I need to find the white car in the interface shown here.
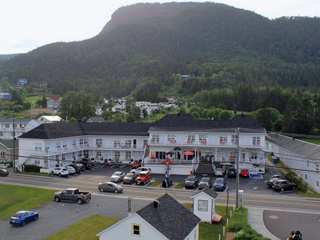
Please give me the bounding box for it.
[130,167,151,175]
[214,168,225,177]
[52,167,69,176]
[66,166,76,175]
[110,171,126,183]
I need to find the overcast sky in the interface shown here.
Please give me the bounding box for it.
[1,0,319,54]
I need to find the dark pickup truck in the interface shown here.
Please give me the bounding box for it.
[54,188,91,204]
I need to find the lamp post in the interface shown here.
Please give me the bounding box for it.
[12,111,16,172]
[235,127,240,208]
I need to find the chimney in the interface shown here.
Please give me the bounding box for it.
[153,200,159,209]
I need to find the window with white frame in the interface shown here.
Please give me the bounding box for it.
[56,142,61,149]
[114,140,120,147]
[219,136,227,144]
[0,151,6,158]
[35,142,42,151]
[242,153,246,161]
[132,224,141,236]
[316,180,319,188]
[96,151,102,157]
[80,139,84,145]
[307,160,310,168]
[229,152,236,161]
[167,134,176,143]
[143,140,148,147]
[198,200,208,211]
[252,137,260,145]
[232,135,238,145]
[96,139,103,147]
[84,139,88,145]
[151,135,160,144]
[126,151,131,160]
[305,174,308,181]
[187,135,195,143]
[72,139,77,146]
[125,140,132,148]
[199,134,207,144]
[35,160,40,165]
[62,141,67,148]
[115,151,120,159]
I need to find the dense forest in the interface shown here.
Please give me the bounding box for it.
[0,2,320,133]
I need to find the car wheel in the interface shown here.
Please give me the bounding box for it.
[293,186,296,190]
[281,187,284,192]
[114,189,118,193]
[51,171,54,175]
[77,199,82,204]
[22,221,26,226]
[59,173,61,177]
[55,196,60,202]
[35,215,39,221]
[143,181,146,185]
[100,188,104,192]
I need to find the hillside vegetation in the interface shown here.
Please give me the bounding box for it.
[0,2,320,100]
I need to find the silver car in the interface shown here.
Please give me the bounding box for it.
[110,171,126,183]
[98,182,123,193]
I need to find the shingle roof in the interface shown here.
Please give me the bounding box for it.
[18,113,264,140]
[192,188,219,199]
[19,122,153,139]
[136,194,200,240]
[266,133,320,162]
[0,119,34,123]
[87,117,106,123]
[149,113,265,133]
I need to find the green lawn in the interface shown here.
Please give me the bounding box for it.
[0,183,56,220]
[148,181,161,187]
[297,138,320,144]
[174,183,185,189]
[45,215,119,240]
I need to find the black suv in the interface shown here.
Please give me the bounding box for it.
[227,168,236,177]
[78,159,93,170]
[273,179,297,191]
[184,175,198,189]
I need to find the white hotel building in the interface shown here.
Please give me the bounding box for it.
[17,113,268,175]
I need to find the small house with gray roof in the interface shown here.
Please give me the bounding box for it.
[96,193,201,240]
[266,133,320,193]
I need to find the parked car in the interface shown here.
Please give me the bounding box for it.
[123,172,137,184]
[131,161,141,169]
[110,171,126,183]
[10,210,39,226]
[213,177,227,191]
[68,164,81,174]
[78,159,93,170]
[66,166,76,175]
[51,167,69,177]
[130,167,151,175]
[184,175,198,189]
[240,168,250,177]
[0,168,9,177]
[198,177,211,190]
[135,171,151,185]
[265,175,284,188]
[54,188,91,204]
[273,179,297,192]
[214,168,225,177]
[227,168,237,178]
[98,182,123,193]
[77,163,85,171]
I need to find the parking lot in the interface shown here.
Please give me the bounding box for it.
[50,162,298,196]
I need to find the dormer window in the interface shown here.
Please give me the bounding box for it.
[132,223,141,236]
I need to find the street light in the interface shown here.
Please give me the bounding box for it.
[12,111,16,172]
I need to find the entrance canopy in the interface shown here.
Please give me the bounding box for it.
[184,151,194,156]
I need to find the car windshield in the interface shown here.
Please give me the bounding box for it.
[201,178,209,183]
[215,179,224,184]
[216,168,222,171]
[139,173,146,177]
[114,172,122,176]
[13,212,25,218]
[126,173,134,177]
[187,176,196,181]
[242,169,248,172]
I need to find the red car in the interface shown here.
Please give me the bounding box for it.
[240,168,250,177]
[131,162,141,169]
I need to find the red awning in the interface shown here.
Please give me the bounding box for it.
[184,151,194,155]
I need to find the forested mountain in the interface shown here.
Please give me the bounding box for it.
[0,2,320,99]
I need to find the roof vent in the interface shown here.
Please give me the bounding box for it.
[153,200,159,209]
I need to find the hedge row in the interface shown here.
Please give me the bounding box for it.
[24,164,41,173]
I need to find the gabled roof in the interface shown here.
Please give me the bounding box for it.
[48,97,61,102]
[266,132,320,162]
[136,193,201,240]
[19,122,152,139]
[87,117,106,123]
[191,188,219,199]
[149,113,265,133]
[0,119,34,123]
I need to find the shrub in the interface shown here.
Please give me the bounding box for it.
[24,164,41,173]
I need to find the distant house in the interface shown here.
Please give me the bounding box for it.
[15,78,28,90]
[181,75,190,78]
[0,93,11,101]
[87,117,106,123]
[39,81,48,89]
[47,97,62,111]
[31,108,54,116]
[37,115,62,124]
[96,193,201,240]
[0,139,19,164]
[0,119,40,140]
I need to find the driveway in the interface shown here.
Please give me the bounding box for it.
[0,194,150,240]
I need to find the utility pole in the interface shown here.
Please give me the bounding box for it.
[236,127,240,208]
[12,112,16,172]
